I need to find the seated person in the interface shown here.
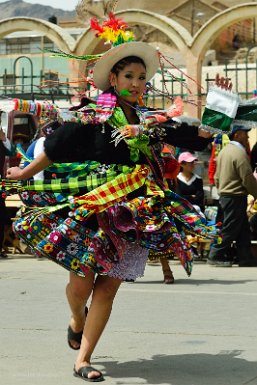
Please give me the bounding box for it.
[12,133,30,152]
[176,151,205,213]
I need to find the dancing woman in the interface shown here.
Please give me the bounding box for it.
[5,15,230,382]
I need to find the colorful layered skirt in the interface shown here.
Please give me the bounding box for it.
[3,164,217,280]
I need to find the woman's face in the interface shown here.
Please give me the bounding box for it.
[234,130,249,149]
[110,62,146,103]
[181,161,196,172]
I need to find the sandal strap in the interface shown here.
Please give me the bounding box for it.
[74,366,104,382]
[67,326,83,343]
[67,306,88,350]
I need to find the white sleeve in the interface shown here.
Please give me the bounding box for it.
[33,137,46,180]
[34,137,46,158]
[2,138,12,151]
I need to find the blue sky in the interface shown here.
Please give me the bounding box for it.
[0,0,79,11]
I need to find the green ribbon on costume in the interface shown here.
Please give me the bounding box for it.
[1,164,133,196]
[108,107,153,162]
[108,106,128,126]
[16,145,101,177]
[127,135,152,162]
[43,48,103,61]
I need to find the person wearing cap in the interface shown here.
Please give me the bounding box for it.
[12,132,30,151]
[207,123,257,267]
[5,14,231,382]
[177,152,205,214]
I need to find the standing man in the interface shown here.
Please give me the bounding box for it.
[207,123,257,267]
[0,124,15,258]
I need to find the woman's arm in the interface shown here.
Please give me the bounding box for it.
[163,123,213,151]
[6,152,52,180]
[162,74,233,150]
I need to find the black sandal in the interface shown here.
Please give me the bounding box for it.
[67,307,88,350]
[73,366,104,382]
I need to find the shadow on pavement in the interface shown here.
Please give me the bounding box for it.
[99,350,257,385]
[134,279,255,286]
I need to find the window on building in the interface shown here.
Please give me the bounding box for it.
[4,36,54,54]
[0,41,6,55]
[44,71,59,82]
[6,39,30,54]
[44,42,55,50]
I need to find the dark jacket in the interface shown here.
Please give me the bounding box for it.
[176,173,205,211]
[44,120,212,165]
[0,141,15,178]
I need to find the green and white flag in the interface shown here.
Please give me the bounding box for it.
[234,97,257,128]
[201,86,241,134]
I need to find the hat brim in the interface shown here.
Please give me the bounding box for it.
[179,156,198,163]
[186,157,198,162]
[93,41,159,91]
[231,122,252,133]
[233,128,251,132]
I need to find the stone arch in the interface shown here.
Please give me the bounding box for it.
[0,17,75,52]
[185,3,257,117]
[74,9,192,55]
[192,3,257,60]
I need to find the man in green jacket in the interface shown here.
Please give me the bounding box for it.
[207,123,257,267]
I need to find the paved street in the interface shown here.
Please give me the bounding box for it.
[1,255,257,385]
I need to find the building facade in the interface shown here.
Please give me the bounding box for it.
[0,1,257,132]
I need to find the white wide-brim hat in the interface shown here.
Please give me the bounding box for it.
[93,41,159,91]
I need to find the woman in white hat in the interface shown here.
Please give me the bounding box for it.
[5,14,228,382]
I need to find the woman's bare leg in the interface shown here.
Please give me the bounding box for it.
[66,271,95,349]
[160,258,174,284]
[75,275,122,379]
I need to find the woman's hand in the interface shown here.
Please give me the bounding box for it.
[0,128,6,142]
[6,167,24,180]
[215,74,233,91]
[198,128,213,138]
[6,152,52,181]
